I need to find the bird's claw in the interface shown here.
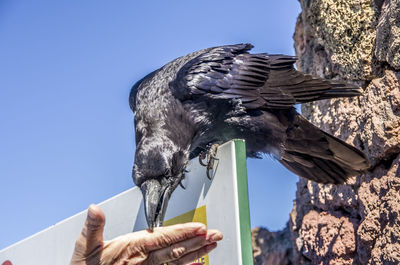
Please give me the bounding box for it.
[179,181,186,189]
[179,173,186,189]
[199,144,219,180]
[199,152,208,166]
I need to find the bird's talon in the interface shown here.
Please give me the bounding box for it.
[206,169,212,180]
[199,152,208,166]
[206,164,214,179]
[179,181,186,189]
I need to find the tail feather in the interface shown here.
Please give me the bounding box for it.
[280,114,370,184]
[280,156,346,183]
[265,55,362,104]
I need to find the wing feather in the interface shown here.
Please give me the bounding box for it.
[170,43,361,109]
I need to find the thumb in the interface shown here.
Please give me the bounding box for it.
[81,204,106,254]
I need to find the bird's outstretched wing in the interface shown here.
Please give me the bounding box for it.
[171,43,360,109]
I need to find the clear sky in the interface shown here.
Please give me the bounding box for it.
[0,0,301,249]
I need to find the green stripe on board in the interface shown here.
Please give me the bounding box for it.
[234,139,253,265]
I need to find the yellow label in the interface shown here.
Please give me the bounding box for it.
[164,205,208,265]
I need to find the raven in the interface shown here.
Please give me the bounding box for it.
[129,44,370,230]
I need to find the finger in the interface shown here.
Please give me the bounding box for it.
[144,230,222,265]
[134,222,207,252]
[204,229,223,242]
[81,204,106,254]
[168,242,218,265]
[145,236,206,264]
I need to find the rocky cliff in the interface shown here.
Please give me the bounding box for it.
[253,0,400,264]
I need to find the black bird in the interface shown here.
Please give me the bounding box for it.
[129,44,370,230]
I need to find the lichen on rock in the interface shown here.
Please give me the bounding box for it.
[297,0,378,80]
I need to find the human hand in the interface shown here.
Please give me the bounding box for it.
[70,204,222,265]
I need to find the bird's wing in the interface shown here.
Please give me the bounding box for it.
[170,43,360,109]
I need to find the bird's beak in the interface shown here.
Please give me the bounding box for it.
[140,178,172,231]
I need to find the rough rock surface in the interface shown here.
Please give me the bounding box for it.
[252,226,295,265]
[252,0,400,264]
[299,210,358,264]
[375,0,400,70]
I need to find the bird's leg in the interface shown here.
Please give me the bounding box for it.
[206,144,219,180]
[199,143,220,180]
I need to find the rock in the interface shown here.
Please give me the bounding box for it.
[252,225,295,265]
[294,0,378,80]
[299,210,358,264]
[375,0,400,70]
[357,155,400,264]
[252,1,400,263]
[285,0,400,264]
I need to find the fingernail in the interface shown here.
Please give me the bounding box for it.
[195,225,207,236]
[212,233,223,241]
[207,232,223,242]
[206,242,217,252]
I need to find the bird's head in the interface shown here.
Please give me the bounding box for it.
[130,69,194,230]
[133,139,188,230]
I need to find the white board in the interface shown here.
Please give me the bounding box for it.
[0,140,253,265]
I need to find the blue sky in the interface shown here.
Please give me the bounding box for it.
[0,0,301,249]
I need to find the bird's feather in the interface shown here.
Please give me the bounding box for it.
[280,114,370,184]
[171,43,361,109]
